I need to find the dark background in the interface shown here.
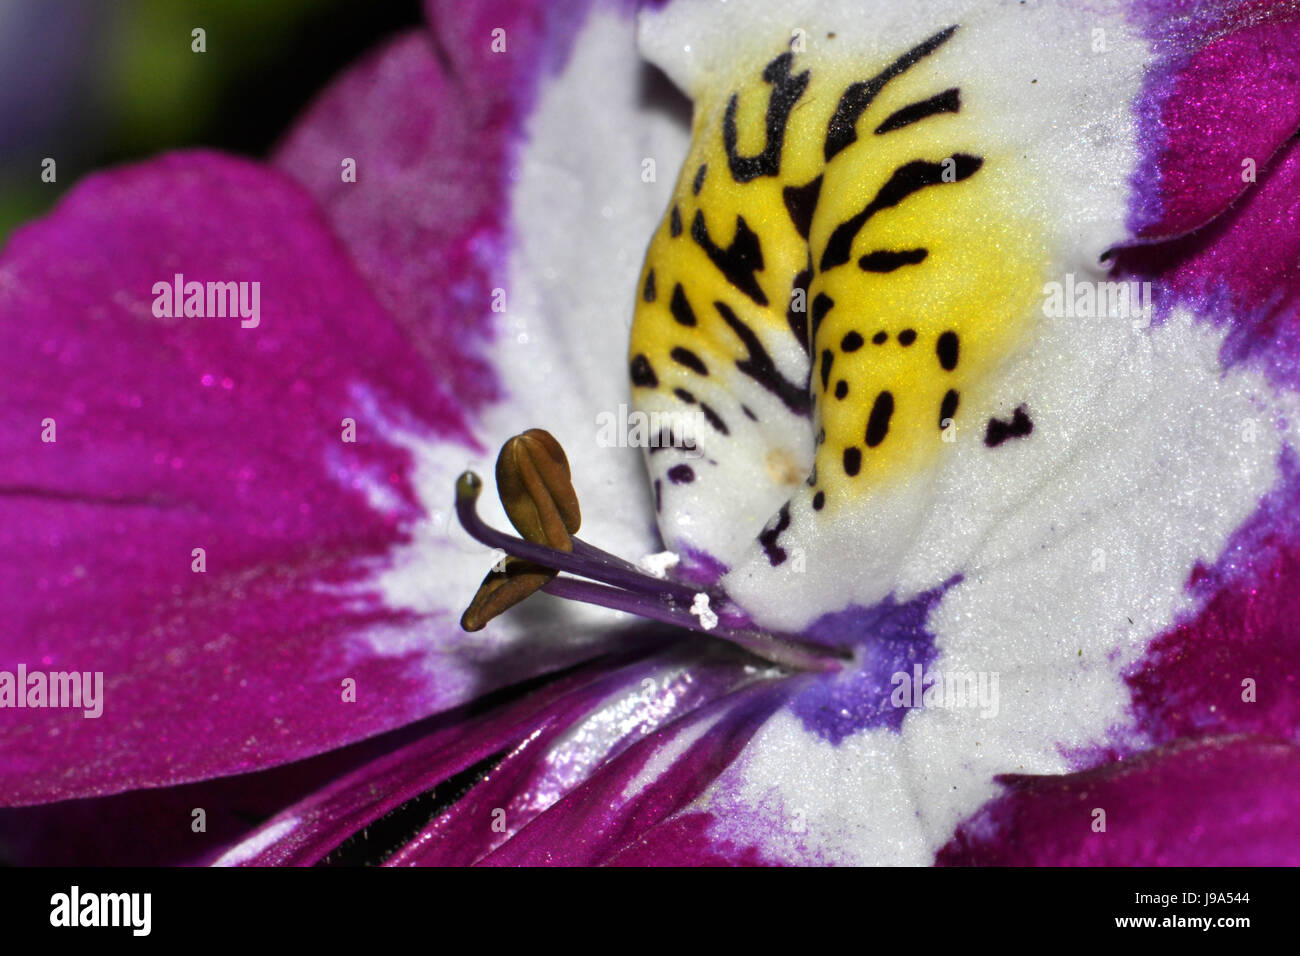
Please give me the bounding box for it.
[0,0,424,239]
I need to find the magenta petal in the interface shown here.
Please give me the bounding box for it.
[1131,3,1300,239]
[0,151,482,805]
[275,1,611,411]
[474,681,793,866]
[210,655,655,866]
[274,31,505,410]
[937,736,1300,865]
[384,648,756,866]
[1118,134,1300,388]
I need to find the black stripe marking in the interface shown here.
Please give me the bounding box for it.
[674,387,696,404]
[631,354,658,388]
[939,388,959,428]
[670,205,683,237]
[985,406,1033,447]
[692,163,708,195]
[782,175,823,241]
[865,391,895,447]
[643,269,657,302]
[937,330,959,370]
[758,502,793,566]
[691,211,769,306]
[700,402,730,435]
[671,346,709,375]
[820,349,834,389]
[669,283,698,326]
[714,300,812,416]
[742,404,758,421]
[820,154,983,271]
[874,88,962,135]
[811,293,835,344]
[843,447,862,476]
[824,25,959,161]
[859,248,929,272]
[724,53,810,183]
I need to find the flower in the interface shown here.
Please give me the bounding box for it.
[1,0,1299,866]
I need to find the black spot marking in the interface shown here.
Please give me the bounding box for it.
[671,346,709,376]
[939,388,959,428]
[872,330,888,345]
[824,26,959,161]
[898,329,917,346]
[692,163,707,195]
[984,406,1033,447]
[700,402,730,435]
[843,447,862,476]
[820,154,983,271]
[859,248,929,272]
[714,301,811,416]
[812,490,826,510]
[834,380,849,400]
[669,283,698,326]
[667,463,696,484]
[937,330,959,370]
[724,53,810,182]
[865,391,894,447]
[806,463,818,486]
[816,427,826,445]
[820,349,834,390]
[643,269,656,303]
[674,387,696,404]
[631,354,658,388]
[841,331,864,353]
[874,88,962,135]
[782,175,823,240]
[811,293,835,344]
[758,502,793,566]
[670,205,683,237]
[787,258,812,353]
[692,211,768,306]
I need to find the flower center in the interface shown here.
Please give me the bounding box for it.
[455,429,849,673]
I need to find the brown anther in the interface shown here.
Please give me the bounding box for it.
[460,557,555,632]
[495,428,581,551]
[461,430,582,631]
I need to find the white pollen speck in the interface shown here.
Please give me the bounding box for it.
[690,592,718,630]
[639,550,680,578]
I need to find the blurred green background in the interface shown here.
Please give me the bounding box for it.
[0,0,423,239]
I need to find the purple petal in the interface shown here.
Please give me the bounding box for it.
[937,736,1300,865]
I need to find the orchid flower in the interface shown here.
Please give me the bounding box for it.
[2,0,1299,867]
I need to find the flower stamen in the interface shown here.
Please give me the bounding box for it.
[455,430,850,673]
